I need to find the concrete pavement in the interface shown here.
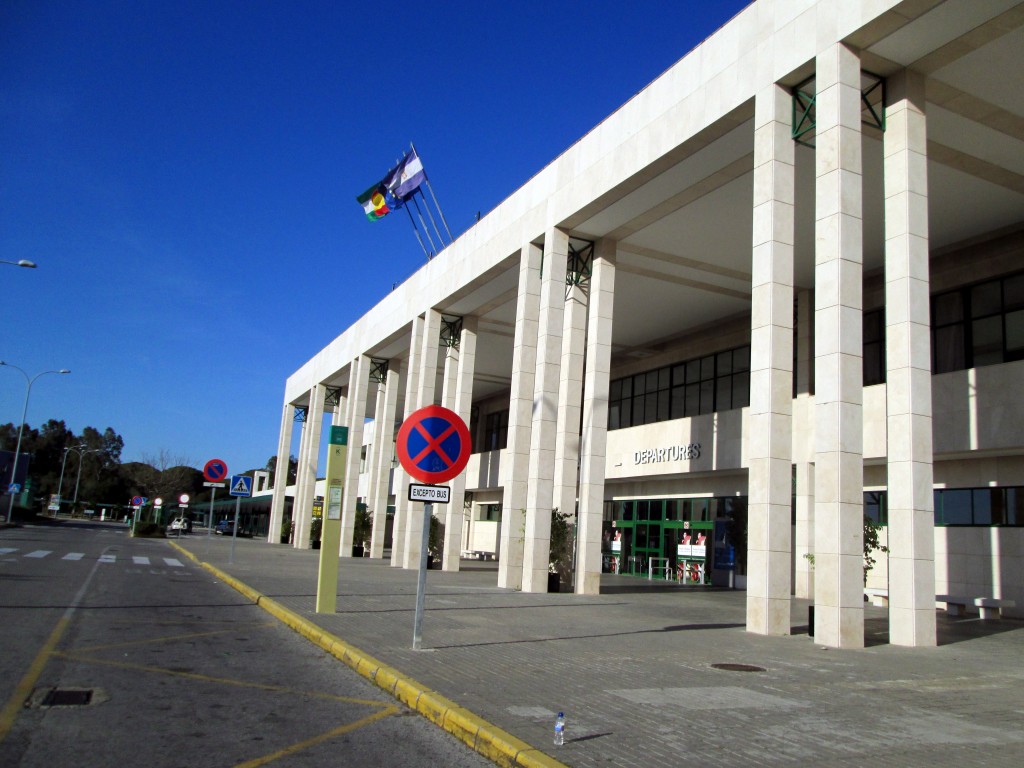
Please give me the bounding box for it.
[170,534,1024,768]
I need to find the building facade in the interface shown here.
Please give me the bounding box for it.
[270,0,1024,650]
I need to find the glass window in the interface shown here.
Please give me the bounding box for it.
[934,325,965,373]
[634,373,646,396]
[864,491,887,525]
[933,292,963,325]
[939,489,973,525]
[971,280,1002,317]
[1006,309,1024,360]
[699,380,714,414]
[733,372,750,409]
[716,376,732,411]
[734,346,750,372]
[972,316,1003,366]
[717,350,733,375]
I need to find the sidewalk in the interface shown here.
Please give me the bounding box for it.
[172,534,1024,768]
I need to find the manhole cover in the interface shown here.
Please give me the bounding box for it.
[711,663,766,673]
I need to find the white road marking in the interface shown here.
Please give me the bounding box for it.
[132,556,150,566]
[25,550,51,558]
[164,558,184,567]
[63,553,85,561]
[98,554,116,564]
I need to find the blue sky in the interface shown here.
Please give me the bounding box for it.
[1,0,749,475]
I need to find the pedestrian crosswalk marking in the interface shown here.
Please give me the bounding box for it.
[0,548,187,568]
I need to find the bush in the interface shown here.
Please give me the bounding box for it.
[131,522,163,538]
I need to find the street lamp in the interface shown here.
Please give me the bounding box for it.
[1,362,70,523]
[71,448,103,511]
[54,444,87,518]
[0,259,37,268]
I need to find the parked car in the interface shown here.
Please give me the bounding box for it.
[168,518,191,533]
[215,519,234,535]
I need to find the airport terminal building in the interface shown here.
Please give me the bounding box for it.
[269,0,1024,649]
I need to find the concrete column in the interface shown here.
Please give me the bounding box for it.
[746,82,795,636]
[884,69,936,647]
[522,227,569,593]
[294,383,325,549]
[268,400,294,544]
[403,308,441,570]
[370,360,401,558]
[551,257,588,571]
[442,317,477,572]
[498,243,542,590]
[813,43,865,649]
[341,356,369,557]
[794,462,815,599]
[576,240,616,595]
[392,317,423,567]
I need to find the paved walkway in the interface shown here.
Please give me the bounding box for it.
[173,534,1024,768]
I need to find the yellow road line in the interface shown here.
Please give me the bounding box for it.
[0,617,69,744]
[233,706,399,768]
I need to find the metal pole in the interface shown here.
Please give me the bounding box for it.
[207,486,217,538]
[410,195,438,256]
[72,451,86,510]
[412,502,431,650]
[416,187,447,249]
[410,142,453,242]
[55,448,71,518]
[404,205,431,260]
[229,495,241,564]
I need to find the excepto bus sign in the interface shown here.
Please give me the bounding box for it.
[408,484,450,504]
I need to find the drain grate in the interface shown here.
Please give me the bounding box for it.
[27,688,99,708]
[711,663,766,673]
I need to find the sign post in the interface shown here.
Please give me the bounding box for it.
[395,405,471,649]
[316,426,348,613]
[228,474,252,564]
[203,459,229,537]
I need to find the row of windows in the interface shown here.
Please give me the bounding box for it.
[859,487,1024,527]
[468,271,1021,445]
[608,346,750,430]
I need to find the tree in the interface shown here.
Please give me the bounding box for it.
[265,454,297,487]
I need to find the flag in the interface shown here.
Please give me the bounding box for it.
[356,183,401,221]
[386,149,426,200]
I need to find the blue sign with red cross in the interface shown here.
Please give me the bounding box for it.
[203,458,229,483]
[396,405,471,485]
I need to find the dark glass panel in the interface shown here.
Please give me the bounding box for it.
[971,280,1002,317]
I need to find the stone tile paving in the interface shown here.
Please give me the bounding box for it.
[186,537,1024,768]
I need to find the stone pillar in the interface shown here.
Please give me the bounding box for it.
[522,228,569,593]
[813,43,865,649]
[295,383,325,550]
[403,309,441,570]
[576,240,616,595]
[442,317,477,572]
[268,401,295,544]
[746,82,795,636]
[498,243,542,590]
[551,253,588,580]
[370,360,401,558]
[392,318,423,567]
[884,69,936,647]
[341,356,369,557]
[793,462,815,599]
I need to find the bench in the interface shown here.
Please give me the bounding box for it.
[864,588,888,607]
[936,594,1016,619]
[461,550,495,561]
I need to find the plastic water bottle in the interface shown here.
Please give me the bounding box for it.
[553,712,565,746]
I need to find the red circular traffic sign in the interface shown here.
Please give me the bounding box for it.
[203,458,229,482]
[396,405,471,485]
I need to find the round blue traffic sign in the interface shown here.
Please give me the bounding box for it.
[203,458,228,483]
[396,405,471,484]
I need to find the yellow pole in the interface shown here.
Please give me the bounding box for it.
[316,425,348,613]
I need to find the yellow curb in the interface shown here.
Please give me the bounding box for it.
[170,542,568,768]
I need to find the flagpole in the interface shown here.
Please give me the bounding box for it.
[411,194,438,257]
[410,142,454,242]
[416,188,447,249]
[404,205,431,260]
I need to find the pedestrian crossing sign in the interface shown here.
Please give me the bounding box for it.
[229,474,253,497]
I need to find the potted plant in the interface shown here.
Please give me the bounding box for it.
[352,504,371,557]
[548,507,573,592]
[310,517,322,549]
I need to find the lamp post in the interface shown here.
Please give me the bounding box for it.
[71,448,103,514]
[1,362,70,523]
[0,259,37,268]
[55,444,87,518]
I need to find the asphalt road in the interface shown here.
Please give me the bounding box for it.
[0,520,494,767]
